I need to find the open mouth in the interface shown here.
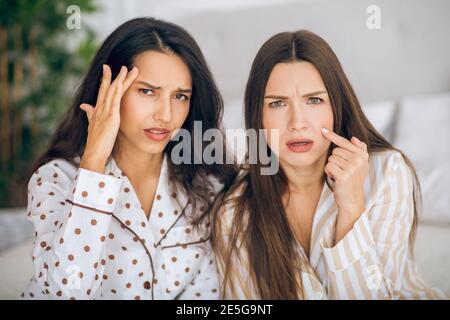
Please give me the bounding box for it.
[286,139,314,153]
[144,128,169,134]
[287,141,311,146]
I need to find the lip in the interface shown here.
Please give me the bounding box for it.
[286,138,314,153]
[143,127,170,142]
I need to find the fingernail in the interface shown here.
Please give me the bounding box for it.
[102,64,106,73]
[321,128,329,134]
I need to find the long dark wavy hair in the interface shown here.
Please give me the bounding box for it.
[31,17,237,221]
[211,30,422,299]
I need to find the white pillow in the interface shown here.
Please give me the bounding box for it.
[362,101,397,142]
[395,92,450,223]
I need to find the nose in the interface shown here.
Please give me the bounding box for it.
[153,95,172,124]
[287,101,309,132]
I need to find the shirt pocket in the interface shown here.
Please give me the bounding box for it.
[159,225,210,295]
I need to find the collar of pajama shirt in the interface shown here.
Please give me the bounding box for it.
[22,154,220,300]
[293,172,373,299]
[104,155,219,299]
[294,179,340,300]
[221,166,373,300]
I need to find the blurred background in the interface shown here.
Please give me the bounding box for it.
[0,0,449,299]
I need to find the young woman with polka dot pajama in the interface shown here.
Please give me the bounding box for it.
[21,17,237,300]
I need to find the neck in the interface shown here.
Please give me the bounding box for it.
[281,154,327,195]
[112,142,164,185]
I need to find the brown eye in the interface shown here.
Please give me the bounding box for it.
[174,93,189,101]
[139,88,154,96]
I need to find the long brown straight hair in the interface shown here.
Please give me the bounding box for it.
[211,30,421,299]
[30,17,238,222]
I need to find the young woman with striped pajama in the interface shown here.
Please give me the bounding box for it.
[211,30,447,300]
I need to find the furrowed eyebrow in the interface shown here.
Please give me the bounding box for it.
[177,88,192,93]
[302,90,327,97]
[264,95,289,100]
[264,90,327,100]
[135,81,161,90]
[136,81,191,93]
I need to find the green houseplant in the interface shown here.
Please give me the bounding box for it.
[0,0,99,207]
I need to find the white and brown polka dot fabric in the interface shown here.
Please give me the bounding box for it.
[21,155,220,300]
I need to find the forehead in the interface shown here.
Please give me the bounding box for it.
[133,50,192,88]
[265,61,325,94]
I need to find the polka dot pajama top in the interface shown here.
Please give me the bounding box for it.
[21,155,220,300]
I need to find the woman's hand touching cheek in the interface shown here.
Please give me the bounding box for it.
[321,127,369,245]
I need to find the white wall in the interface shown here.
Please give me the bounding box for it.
[85,0,450,105]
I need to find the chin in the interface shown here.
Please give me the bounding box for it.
[280,151,320,168]
[138,141,167,155]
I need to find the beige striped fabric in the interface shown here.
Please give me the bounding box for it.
[217,150,447,299]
